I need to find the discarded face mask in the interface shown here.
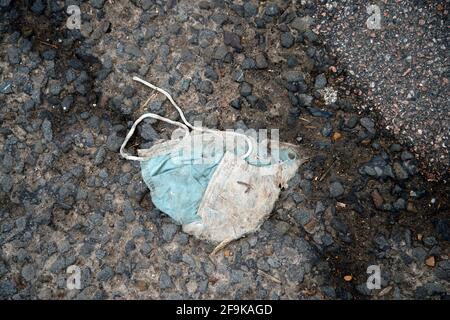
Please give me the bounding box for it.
[121,76,305,244]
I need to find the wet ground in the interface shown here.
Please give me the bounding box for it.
[0,1,448,299]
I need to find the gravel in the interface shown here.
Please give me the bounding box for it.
[239,82,252,97]
[97,266,114,282]
[159,271,173,289]
[199,80,214,95]
[241,57,256,70]
[0,0,447,301]
[280,32,294,48]
[313,0,449,180]
[223,31,242,51]
[161,223,178,242]
[264,3,280,17]
[314,73,327,90]
[329,181,344,198]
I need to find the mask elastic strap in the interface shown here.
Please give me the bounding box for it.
[132,76,253,159]
[120,112,189,161]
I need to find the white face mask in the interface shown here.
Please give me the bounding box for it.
[121,77,305,244]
